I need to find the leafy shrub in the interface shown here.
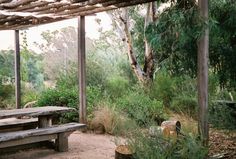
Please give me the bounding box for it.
[209,101,236,130]
[173,75,197,98]
[171,96,198,118]
[0,84,15,109]
[115,90,166,126]
[129,133,207,159]
[0,84,14,99]
[37,84,103,122]
[21,86,39,107]
[37,87,79,122]
[208,73,219,97]
[105,76,129,99]
[150,72,175,107]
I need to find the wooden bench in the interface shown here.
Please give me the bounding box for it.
[0,123,86,152]
[0,118,38,133]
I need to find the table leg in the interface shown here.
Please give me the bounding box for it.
[38,115,52,128]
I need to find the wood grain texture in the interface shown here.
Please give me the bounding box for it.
[0,118,38,127]
[0,106,75,119]
[56,132,70,152]
[0,0,156,30]
[0,118,38,133]
[0,134,57,148]
[0,123,86,142]
[197,0,209,146]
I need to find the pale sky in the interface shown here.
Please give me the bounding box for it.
[0,12,111,51]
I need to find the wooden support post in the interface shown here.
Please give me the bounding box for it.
[38,115,52,128]
[14,30,21,109]
[78,16,87,124]
[56,133,69,152]
[197,0,209,146]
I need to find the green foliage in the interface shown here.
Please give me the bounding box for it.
[209,101,236,130]
[37,87,78,108]
[146,2,202,77]
[37,66,104,122]
[129,133,207,159]
[169,75,198,117]
[37,87,79,122]
[20,48,44,88]
[128,6,145,62]
[105,76,129,99]
[143,0,236,89]
[21,86,39,106]
[115,90,166,126]
[0,84,14,109]
[150,71,175,107]
[209,0,236,89]
[86,59,108,88]
[171,96,197,117]
[0,50,14,82]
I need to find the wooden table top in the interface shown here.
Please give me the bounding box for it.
[0,106,75,119]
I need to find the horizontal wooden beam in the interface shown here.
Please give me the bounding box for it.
[0,0,156,30]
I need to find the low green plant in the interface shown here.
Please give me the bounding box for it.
[129,132,207,159]
[21,87,39,107]
[105,76,129,99]
[115,90,166,126]
[0,84,15,109]
[209,101,236,130]
[37,86,79,122]
[151,71,175,107]
[37,84,103,122]
[171,96,198,118]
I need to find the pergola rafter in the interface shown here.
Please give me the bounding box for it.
[0,0,156,30]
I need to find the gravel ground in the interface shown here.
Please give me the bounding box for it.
[0,131,117,159]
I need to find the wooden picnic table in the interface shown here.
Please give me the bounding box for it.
[0,106,74,119]
[0,106,75,128]
[0,106,85,153]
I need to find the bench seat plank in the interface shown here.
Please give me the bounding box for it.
[0,134,57,149]
[0,118,38,133]
[0,123,86,142]
[0,118,38,128]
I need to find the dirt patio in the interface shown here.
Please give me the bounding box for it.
[0,131,117,159]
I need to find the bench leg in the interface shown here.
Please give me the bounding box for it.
[55,132,70,152]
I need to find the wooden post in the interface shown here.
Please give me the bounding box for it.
[14,30,21,109]
[56,132,69,152]
[78,16,87,124]
[38,115,52,128]
[197,0,209,146]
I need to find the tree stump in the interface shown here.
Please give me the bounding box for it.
[115,145,134,159]
[161,120,181,135]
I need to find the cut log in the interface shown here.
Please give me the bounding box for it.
[115,145,134,159]
[161,120,181,134]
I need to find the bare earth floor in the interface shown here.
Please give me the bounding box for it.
[0,131,116,159]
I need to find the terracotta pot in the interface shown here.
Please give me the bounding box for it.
[115,145,134,159]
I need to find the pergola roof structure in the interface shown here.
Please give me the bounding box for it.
[0,0,156,30]
[0,0,209,144]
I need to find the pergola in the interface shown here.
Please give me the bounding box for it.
[0,0,209,144]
